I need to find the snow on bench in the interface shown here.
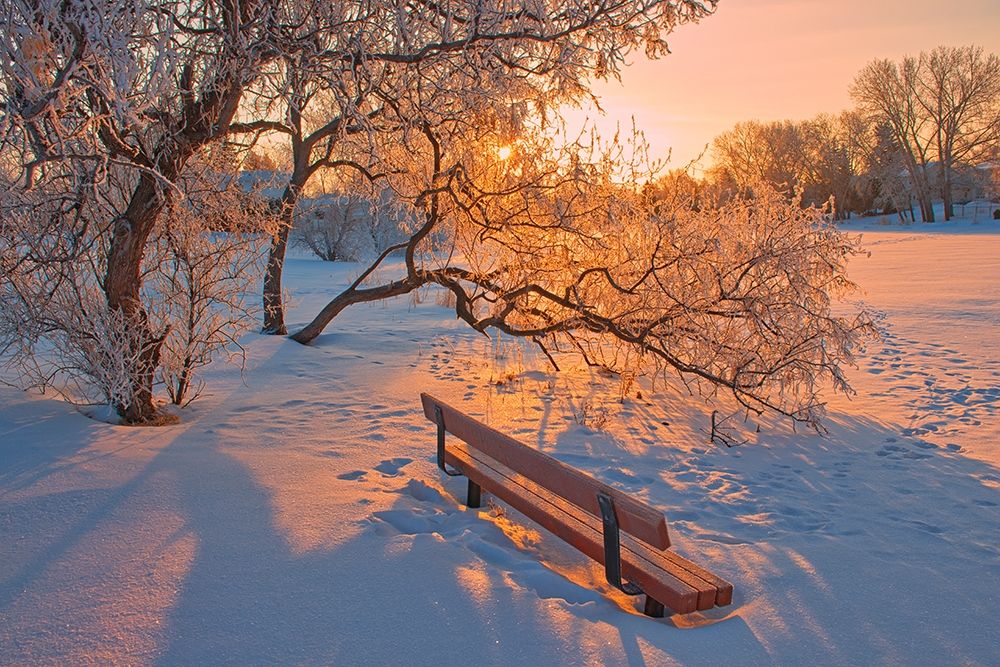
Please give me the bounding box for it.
[420,393,733,617]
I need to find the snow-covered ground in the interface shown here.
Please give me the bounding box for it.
[2,214,999,665]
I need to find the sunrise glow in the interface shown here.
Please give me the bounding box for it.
[1,0,997,664]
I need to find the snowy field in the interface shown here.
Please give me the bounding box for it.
[2,214,999,665]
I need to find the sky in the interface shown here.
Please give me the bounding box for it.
[564,0,1000,173]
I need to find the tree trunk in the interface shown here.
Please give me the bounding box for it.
[913,170,935,222]
[104,174,166,424]
[262,219,292,335]
[291,277,424,344]
[900,151,935,223]
[917,192,934,222]
[262,165,308,335]
[941,164,953,221]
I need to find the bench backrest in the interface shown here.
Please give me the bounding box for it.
[421,393,671,549]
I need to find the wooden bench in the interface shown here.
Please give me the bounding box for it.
[420,393,734,617]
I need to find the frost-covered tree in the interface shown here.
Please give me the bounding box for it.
[0,151,276,416]
[238,0,719,335]
[0,0,717,422]
[233,57,379,334]
[0,0,295,421]
[917,46,1000,219]
[852,45,1000,222]
[291,113,875,427]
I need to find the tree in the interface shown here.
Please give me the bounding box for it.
[797,115,853,219]
[0,0,718,423]
[234,57,378,334]
[710,120,805,192]
[0,0,291,422]
[291,116,875,427]
[708,116,857,219]
[852,46,1000,222]
[846,117,914,219]
[917,46,1000,219]
[852,56,937,222]
[0,150,276,416]
[242,0,720,336]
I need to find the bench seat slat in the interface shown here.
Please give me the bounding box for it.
[422,394,671,549]
[447,440,724,614]
[650,540,733,607]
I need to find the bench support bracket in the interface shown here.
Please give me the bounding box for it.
[435,405,464,477]
[599,492,666,616]
[467,479,482,508]
[643,597,666,618]
[597,492,644,596]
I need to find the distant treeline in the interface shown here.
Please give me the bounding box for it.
[650,45,1000,222]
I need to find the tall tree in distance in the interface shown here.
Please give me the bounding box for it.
[708,116,856,219]
[852,56,937,222]
[710,120,805,191]
[852,45,1000,222]
[917,46,1000,220]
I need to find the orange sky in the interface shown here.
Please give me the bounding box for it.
[565,0,1000,172]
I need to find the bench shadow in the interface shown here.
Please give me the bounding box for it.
[150,436,590,664]
[422,463,771,665]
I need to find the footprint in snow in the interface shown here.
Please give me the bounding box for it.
[373,509,448,535]
[398,479,446,503]
[375,457,413,476]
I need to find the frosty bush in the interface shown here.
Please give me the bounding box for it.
[150,169,277,406]
[292,189,411,262]
[0,159,276,418]
[292,194,367,262]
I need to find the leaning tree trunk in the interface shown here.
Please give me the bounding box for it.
[919,188,935,222]
[104,173,168,424]
[290,276,424,344]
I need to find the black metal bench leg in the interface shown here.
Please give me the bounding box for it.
[467,479,482,508]
[643,596,665,618]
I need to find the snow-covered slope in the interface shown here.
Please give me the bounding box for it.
[2,217,998,665]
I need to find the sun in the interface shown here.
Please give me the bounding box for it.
[497,145,512,161]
